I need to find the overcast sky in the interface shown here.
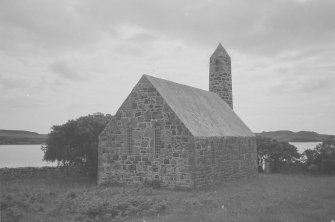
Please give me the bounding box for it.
[1,0,335,134]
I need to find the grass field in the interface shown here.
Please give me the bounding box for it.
[1,170,335,222]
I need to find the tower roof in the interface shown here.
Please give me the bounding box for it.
[210,43,230,59]
[143,74,254,137]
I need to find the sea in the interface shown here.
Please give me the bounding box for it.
[0,142,322,168]
[289,142,321,154]
[0,144,57,168]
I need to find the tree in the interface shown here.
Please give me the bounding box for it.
[256,136,300,173]
[42,113,111,178]
[303,136,335,175]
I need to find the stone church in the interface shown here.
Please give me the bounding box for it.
[98,44,257,188]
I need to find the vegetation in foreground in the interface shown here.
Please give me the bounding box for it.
[1,169,335,222]
[257,136,335,175]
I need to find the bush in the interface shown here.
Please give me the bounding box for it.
[256,136,300,173]
[280,161,307,174]
[303,137,335,175]
[42,113,111,178]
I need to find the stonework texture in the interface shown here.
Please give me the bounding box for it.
[98,76,195,188]
[98,75,257,189]
[194,137,257,188]
[98,44,257,189]
[209,44,233,109]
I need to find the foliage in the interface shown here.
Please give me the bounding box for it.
[256,136,300,173]
[303,136,335,175]
[42,113,111,178]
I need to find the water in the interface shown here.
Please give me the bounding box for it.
[0,145,57,168]
[0,142,321,168]
[289,142,321,154]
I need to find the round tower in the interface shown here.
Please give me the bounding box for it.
[209,43,233,109]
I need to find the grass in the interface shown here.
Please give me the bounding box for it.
[1,170,335,222]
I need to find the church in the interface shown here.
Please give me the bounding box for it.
[97,44,257,188]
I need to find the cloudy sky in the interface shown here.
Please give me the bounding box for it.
[1,0,335,134]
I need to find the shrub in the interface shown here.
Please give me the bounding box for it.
[256,136,300,173]
[303,137,335,175]
[42,113,111,178]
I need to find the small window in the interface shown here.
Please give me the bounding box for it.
[211,141,215,164]
[127,127,133,154]
[154,125,161,154]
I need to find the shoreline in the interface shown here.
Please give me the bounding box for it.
[0,143,45,146]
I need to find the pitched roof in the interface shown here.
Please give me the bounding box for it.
[144,75,254,137]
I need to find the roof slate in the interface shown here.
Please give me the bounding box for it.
[144,75,254,137]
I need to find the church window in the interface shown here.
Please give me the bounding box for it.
[211,141,215,164]
[126,127,133,154]
[154,125,161,154]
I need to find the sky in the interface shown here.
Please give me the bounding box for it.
[0,0,335,135]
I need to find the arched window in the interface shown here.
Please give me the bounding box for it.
[211,141,215,164]
[154,125,161,154]
[126,127,132,154]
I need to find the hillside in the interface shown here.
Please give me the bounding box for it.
[0,129,47,145]
[256,130,333,142]
[1,129,333,144]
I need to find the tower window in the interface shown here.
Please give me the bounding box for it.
[154,125,161,154]
[127,127,133,154]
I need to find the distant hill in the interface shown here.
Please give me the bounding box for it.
[255,130,333,142]
[1,129,333,145]
[0,130,47,145]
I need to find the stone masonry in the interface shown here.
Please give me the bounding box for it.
[98,76,195,188]
[98,44,257,189]
[194,137,257,188]
[209,43,233,109]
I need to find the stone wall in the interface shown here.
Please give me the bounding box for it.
[194,136,257,188]
[209,47,233,109]
[98,76,194,188]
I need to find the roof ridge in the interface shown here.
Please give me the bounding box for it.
[143,74,217,95]
[143,74,254,137]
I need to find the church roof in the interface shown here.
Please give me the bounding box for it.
[144,75,254,137]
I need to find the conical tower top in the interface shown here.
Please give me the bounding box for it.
[209,43,233,109]
[210,43,230,60]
